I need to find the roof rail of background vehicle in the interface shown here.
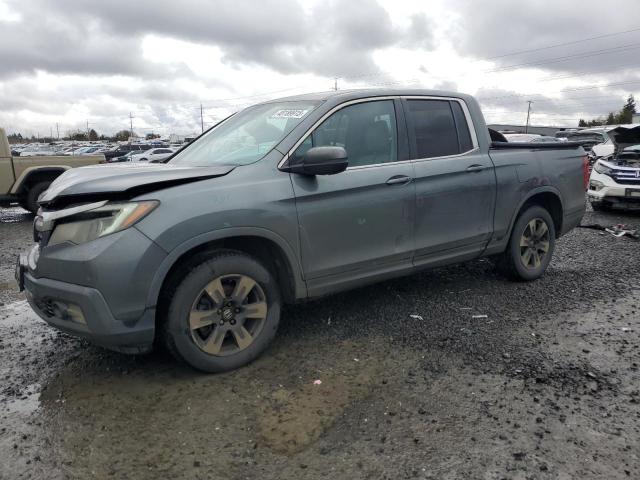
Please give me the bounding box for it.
[258,88,474,105]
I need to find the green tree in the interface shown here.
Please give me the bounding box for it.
[7,133,23,143]
[114,130,132,141]
[88,129,98,141]
[606,112,616,125]
[618,94,636,124]
[69,131,87,141]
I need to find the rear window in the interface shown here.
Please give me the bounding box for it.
[406,99,473,159]
[451,102,473,152]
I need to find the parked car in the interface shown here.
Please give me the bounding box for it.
[554,129,582,141]
[129,147,175,162]
[530,136,561,143]
[0,128,104,213]
[110,150,142,163]
[588,124,640,165]
[16,89,587,372]
[103,144,151,160]
[503,133,542,142]
[20,145,59,157]
[588,125,640,211]
[566,128,609,153]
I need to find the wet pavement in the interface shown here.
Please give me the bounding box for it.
[1,204,639,479]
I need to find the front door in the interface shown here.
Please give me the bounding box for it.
[289,99,415,285]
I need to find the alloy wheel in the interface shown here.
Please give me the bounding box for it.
[519,218,550,269]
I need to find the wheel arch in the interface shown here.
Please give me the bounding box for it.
[508,187,564,239]
[147,227,307,315]
[12,166,69,195]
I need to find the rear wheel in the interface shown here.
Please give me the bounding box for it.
[497,205,556,281]
[24,181,51,214]
[162,250,281,372]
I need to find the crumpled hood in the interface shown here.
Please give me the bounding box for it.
[40,162,235,207]
[607,125,640,153]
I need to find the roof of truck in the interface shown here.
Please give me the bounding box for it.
[261,88,469,104]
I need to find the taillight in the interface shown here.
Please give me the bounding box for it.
[582,155,589,191]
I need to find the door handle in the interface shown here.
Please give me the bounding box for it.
[466,164,485,173]
[386,175,413,186]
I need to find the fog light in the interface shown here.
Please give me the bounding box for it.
[589,180,604,191]
[40,298,86,325]
[61,302,86,325]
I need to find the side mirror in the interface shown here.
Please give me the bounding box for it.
[281,146,348,175]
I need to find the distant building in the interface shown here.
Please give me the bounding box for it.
[487,124,571,136]
[169,133,199,144]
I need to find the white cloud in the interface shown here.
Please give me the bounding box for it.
[1,0,639,137]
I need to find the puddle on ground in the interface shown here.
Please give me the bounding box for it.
[23,335,419,477]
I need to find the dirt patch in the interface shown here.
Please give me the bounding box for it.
[258,339,406,454]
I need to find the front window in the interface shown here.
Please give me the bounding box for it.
[170,101,319,166]
[292,100,398,168]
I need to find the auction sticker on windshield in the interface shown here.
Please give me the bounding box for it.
[271,109,309,119]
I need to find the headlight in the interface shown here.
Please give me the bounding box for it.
[48,201,159,246]
[589,180,604,191]
[593,161,613,176]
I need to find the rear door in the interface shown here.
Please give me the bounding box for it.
[289,98,415,283]
[403,97,496,265]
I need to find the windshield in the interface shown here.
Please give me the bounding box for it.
[170,101,320,166]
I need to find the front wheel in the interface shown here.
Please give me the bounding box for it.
[496,205,556,281]
[162,250,281,372]
[24,181,51,214]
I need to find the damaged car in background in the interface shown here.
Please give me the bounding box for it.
[588,125,640,211]
[566,128,610,163]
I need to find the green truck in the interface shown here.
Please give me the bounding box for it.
[0,128,104,213]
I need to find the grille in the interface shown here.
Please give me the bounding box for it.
[612,170,640,185]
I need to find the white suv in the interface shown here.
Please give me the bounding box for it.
[588,126,640,211]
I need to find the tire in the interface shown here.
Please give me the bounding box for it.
[162,250,281,373]
[24,181,51,214]
[496,205,556,282]
[139,158,147,162]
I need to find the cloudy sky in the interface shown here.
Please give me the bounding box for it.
[2,0,640,137]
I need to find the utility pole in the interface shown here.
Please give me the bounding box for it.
[129,112,134,140]
[86,120,90,140]
[334,77,338,91]
[525,100,533,134]
[200,104,204,133]
[56,123,59,140]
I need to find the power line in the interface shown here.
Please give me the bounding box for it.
[485,42,640,73]
[484,26,640,60]
[477,80,640,101]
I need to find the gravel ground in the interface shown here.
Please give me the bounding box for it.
[0,204,639,479]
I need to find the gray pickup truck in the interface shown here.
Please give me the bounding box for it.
[17,89,587,372]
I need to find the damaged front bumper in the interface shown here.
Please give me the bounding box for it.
[588,170,640,210]
[20,258,155,354]
[17,219,166,354]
